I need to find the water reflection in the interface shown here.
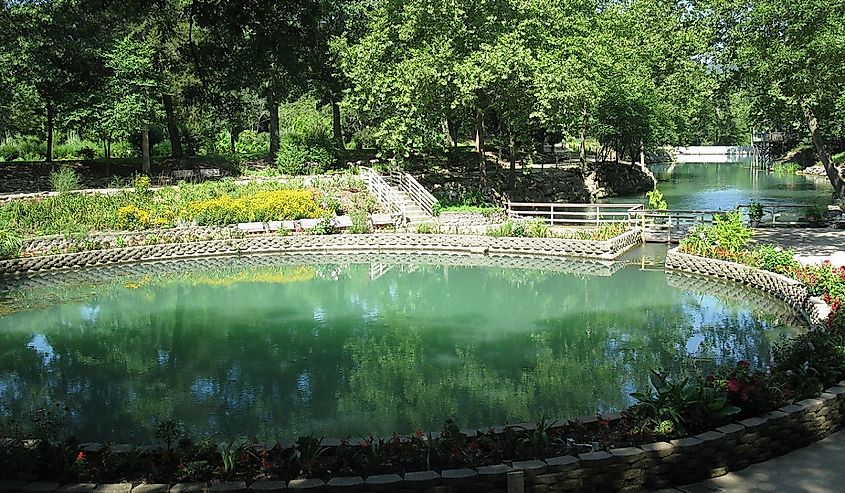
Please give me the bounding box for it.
[0,260,800,442]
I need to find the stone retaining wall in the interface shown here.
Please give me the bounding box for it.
[665,247,830,326]
[0,229,643,277]
[2,383,844,492]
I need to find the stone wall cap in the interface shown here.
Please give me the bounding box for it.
[94,484,133,493]
[208,483,246,493]
[818,392,836,401]
[325,477,364,487]
[545,455,579,467]
[440,468,477,480]
[578,450,613,461]
[402,471,440,483]
[670,437,702,448]
[131,485,169,493]
[247,480,286,492]
[364,474,402,485]
[169,484,205,493]
[512,459,548,472]
[610,447,643,457]
[780,404,804,414]
[825,386,845,395]
[477,464,513,476]
[640,441,674,453]
[715,423,745,435]
[797,398,824,408]
[738,417,768,428]
[286,479,324,490]
[762,410,788,421]
[693,431,724,443]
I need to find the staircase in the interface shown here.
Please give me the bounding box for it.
[361,168,437,228]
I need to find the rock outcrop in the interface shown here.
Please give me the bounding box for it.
[583,161,657,200]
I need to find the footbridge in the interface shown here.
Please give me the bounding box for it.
[507,202,827,243]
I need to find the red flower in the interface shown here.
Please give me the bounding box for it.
[726,379,741,392]
[738,360,750,368]
[76,451,86,462]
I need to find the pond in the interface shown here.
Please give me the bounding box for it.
[0,254,801,442]
[607,159,835,210]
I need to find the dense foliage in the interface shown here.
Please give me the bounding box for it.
[8,0,841,188]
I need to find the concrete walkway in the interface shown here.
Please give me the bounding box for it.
[751,228,845,266]
[661,429,845,492]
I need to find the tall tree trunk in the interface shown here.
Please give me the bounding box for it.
[475,109,486,188]
[800,98,844,198]
[508,129,516,190]
[141,128,150,175]
[230,126,241,154]
[268,90,280,159]
[579,100,589,170]
[331,97,343,148]
[45,103,55,162]
[446,118,458,148]
[163,94,183,158]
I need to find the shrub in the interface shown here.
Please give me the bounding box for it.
[772,162,800,174]
[0,228,22,259]
[487,220,527,237]
[679,211,750,257]
[118,205,159,230]
[524,219,549,238]
[753,245,798,274]
[646,188,668,210]
[50,167,81,193]
[630,370,739,435]
[186,190,327,225]
[186,196,248,226]
[274,97,337,175]
[0,144,20,161]
[235,130,269,157]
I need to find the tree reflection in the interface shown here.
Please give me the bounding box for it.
[0,262,796,442]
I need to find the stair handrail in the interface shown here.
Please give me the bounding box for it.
[360,167,407,222]
[387,171,438,217]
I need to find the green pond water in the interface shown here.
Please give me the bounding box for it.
[607,159,835,210]
[0,255,801,442]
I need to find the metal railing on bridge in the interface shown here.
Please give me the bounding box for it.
[507,201,823,243]
[506,202,644,226]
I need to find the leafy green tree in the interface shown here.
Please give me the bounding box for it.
[712,0,845,196]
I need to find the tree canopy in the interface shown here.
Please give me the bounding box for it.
[0,0,842,194]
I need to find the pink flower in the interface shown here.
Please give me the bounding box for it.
[727,379,741,392]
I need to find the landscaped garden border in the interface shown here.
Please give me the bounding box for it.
[1,384,843,492]
[0,228,643,277]
[665,247,831,326]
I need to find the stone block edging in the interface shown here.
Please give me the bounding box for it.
[4,381,844,492]
[0,229,642,277]
[665,247,830,326]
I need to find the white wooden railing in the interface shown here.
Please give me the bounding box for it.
[387,171,438,217]
[507,202,645,226]
[360,167,406,220]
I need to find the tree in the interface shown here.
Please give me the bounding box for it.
[191,0,316,160]
[10,0,106,161]
[712,0,845,196]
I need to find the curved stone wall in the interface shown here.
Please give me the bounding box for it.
[665,247,830,326]
[0,229,643,277]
